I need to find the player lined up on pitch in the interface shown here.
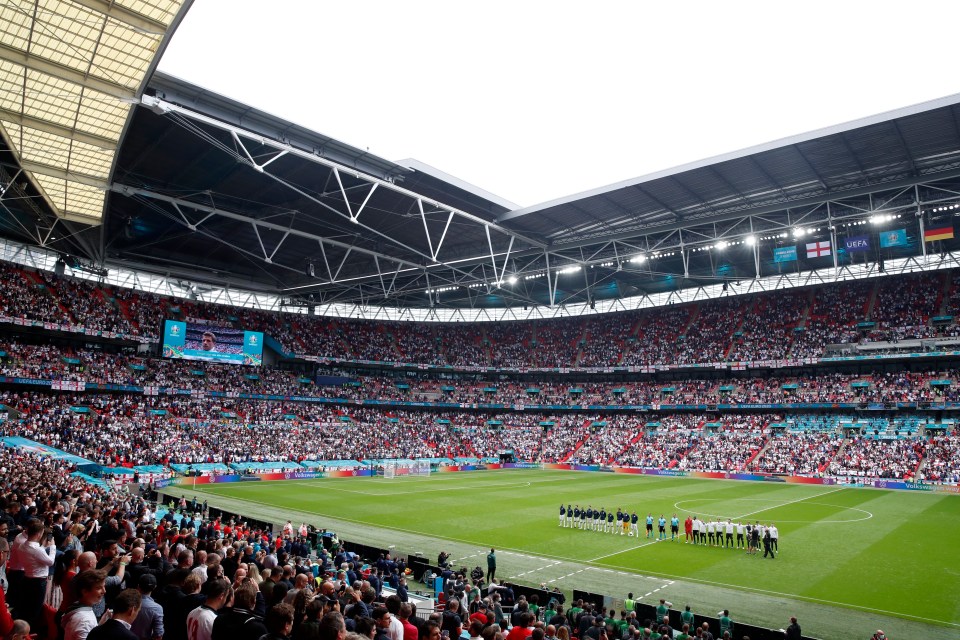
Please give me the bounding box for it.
[682,516,780,556]
[559,505,780,555]
[558,505,683,541]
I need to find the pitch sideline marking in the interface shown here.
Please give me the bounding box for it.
[190,485,959,629]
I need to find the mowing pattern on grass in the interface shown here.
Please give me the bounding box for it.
[182,469,960,639]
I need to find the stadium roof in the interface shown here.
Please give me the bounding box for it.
[0,0,191,224]
[2,32,960,311]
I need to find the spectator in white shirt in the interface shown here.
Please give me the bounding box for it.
[12,519,55,629]
[62,569,106,640]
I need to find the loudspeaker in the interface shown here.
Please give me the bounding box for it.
[54,259,65,277]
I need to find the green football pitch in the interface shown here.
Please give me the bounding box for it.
[182,469,960,639]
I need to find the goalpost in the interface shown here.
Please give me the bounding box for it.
[382,461,431,478]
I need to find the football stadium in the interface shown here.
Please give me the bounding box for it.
[0,3,958,640]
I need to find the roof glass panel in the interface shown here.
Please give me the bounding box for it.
[15,124,71,168]
[1,0,188,222]
[118,0,180,24]
[0,61,25,113]
[68,139,113,177]
[23,71,82,129]
[0,3,34,51]
[75,94,129,139]
[34,174,105,220]
[92,22,160,84]
[32,0,102,75]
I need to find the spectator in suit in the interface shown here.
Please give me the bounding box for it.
[88,589,141,640]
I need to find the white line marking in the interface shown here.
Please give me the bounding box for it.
[733,487,845,520]
[588,538,661,562]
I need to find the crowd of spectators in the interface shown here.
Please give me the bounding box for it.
[828,436,926,480]
[727,290,809,362]
[918,433,960,483]
[7,261,960,369]
[1,383,953,482]
[6,341,960,408]
[750,433,842,475]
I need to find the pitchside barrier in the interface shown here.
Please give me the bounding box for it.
[574,590,822,640]
[163,462,960,493]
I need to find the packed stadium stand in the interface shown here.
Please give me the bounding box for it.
[1,261,959,487]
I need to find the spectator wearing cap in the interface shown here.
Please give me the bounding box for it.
[130,574,164,640]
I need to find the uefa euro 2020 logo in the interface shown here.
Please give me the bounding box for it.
[248,335,258,346]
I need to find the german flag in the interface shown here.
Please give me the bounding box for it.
[924,226,954,242]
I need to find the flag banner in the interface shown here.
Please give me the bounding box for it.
[844,235,870,252]
[773,246,797,263]
[924,226,954,242]
[879,228,908,248]
[806,241,832,258]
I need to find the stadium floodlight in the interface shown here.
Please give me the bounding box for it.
[508,275,518,285]
[715,241,728,250]
[745,235,757,246]
[793,228,807,238]
[630,255,647,263]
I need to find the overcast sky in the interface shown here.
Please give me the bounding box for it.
[158,1,960,209]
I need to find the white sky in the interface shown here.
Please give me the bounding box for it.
[158,0,960,209]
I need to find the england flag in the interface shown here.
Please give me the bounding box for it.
[806,241,831,258]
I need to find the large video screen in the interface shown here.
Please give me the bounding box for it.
[162,320,264,366]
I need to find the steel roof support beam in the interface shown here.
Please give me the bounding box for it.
[112,184,419,275]
[547,168,960,252]
[142,95,545,248]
